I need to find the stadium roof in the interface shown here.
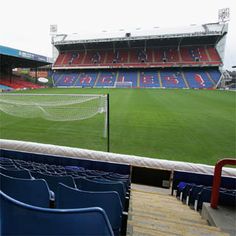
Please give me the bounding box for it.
[0,45,53,68]
[53,22,227,46]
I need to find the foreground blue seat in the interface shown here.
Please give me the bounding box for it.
[0,173,51,207]
[0,191,114,236]
[0,168,32,179]
[74,177,126,208]
[57,183,123,235]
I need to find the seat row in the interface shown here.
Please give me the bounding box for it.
[1,190,113,236]
[53,46,221,68]
[0,75,44,90]
[171,170,236,211]
[0,157,131,235]
[52,69,221,89]
[176,182,236,211]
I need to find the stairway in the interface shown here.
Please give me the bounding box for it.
[206,71,216,88]
[127,184,229,236]
[181,71,189,89]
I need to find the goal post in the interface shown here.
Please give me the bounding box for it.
[0,93,110,152]
[114,81,133,88]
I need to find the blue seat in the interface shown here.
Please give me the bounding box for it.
[0,158,14,167]
[85,169,109,177]
[219,191,236,207]
[93,176,128,192]
[0,168,32,179]
[109,173,130,179]
[0,191,114,236]
[0,157,12,162]
[188,185,204,206]
[172,171,236,195]
[57,183,122,235]
[105,176,130,191]
[0,164,19,170]
[196,187,236,210]
[74,177,126,208]
[0,173,51,207]
[31,172,76,195]
[176,181,187,197]
[179,183,195,202]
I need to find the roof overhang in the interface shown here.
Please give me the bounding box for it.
[53,23,227,47]
[0,45,53,68]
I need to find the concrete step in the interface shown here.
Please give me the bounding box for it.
[127,184,229,236]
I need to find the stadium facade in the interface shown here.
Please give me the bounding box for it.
[0,45,52,90]
[51,22,227,89]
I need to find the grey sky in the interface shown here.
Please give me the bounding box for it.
[0,0,235,69]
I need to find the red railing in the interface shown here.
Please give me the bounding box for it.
[211,158,236,209]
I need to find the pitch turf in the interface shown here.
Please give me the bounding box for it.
[0,88,235,165]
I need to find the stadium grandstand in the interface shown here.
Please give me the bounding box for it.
[1,18,236,236]
[51,22,227,89]
[0,45,52,91]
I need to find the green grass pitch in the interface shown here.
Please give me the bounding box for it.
[0,88,235,165]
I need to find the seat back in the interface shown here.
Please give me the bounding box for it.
[31,172,76,196]
[57,183,122,233]
[0,191,113,236]
[0,168,32,179]
[0,164,19,170]
[0,173,50,207]
[74,177,125,208]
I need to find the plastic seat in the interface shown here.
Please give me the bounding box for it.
[0,191,114,236]
[0,168,33,179]
[74,177,126,208]
[219,191,236,207]
[0,164,19,170]
[188,185,204,206]
[180,183,195,202]
[105,176,130,191]
[196,187,236,210]
[0,157,13,165]
[95,176,129,194]
[195,187,212,210]
[57,183,122,235]
[0,173,51,207]
[108,172,130,179]
[176,181,187,197]
[31,172,76,197]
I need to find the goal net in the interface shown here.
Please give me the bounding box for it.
[114,81,133,88]
[0,93,108,137]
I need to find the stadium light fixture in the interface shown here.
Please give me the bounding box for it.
[218,8,230,23]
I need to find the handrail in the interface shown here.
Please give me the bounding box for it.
[210,158,236,209]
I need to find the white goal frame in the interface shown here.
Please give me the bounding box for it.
[114,81,133,88]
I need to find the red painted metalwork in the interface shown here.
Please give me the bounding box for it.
[211,158,236,209]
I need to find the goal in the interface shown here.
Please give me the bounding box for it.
[0,93,110,150]
[114,81,133,88]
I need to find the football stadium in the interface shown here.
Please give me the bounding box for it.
[0,4,235,236]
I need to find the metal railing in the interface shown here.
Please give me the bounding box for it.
[210,158,236,209]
